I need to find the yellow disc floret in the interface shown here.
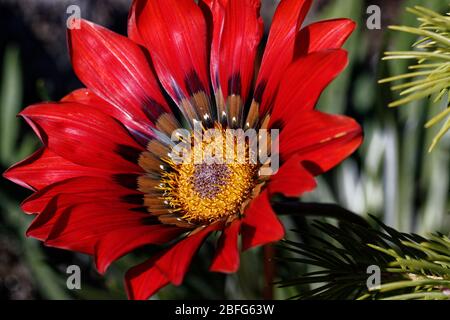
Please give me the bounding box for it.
[158,124,258,224]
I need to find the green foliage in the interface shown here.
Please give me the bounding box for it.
[0,46,70,299]
[278,217,450,300]
[380,6,450,151]
[0,45,22,164]
[307,0,450,236]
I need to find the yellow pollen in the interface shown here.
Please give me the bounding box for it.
[157,124,258,224]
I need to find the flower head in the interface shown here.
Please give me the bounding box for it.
[3,0,362,300]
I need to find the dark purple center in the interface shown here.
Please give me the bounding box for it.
[191,163,231,199]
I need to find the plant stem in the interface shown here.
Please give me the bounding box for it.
[273,201,370,227]
[263,244,275,300]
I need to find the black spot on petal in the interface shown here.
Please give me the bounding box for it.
[140,216,160,225]
[270,119,285,132]
[253,80,266,103]
[142,98,166,121]
[185,70,206,95]
[116,144,141,164]
[228,72,242,96]
[112,174,139,190]
[128,128,152,147]
[121,194,144,205]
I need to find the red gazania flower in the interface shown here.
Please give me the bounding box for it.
[3,0,362,299]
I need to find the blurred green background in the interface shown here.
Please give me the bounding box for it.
[0,0,448,300]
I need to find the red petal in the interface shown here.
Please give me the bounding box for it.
[21,176,140,214]
[241,191,284,251]
[26,192,136,245]
[296,18,356,56]
[268,155,317,197]
[3,148,109,191]
[26,196,68,242]
[210,219,241,273]
[62,89,153,144]
[200,0,227,95]
[43,203,150,255]
[135,0,212,120]
[279,110,363,174]
[127,0,145,45]
[125,256,170,300]
[256,0,312,115]
[26,199,128,246]
[95,224,183,274]
[270,49,348,125]
[156,224,220,285]
[68,19,171,126]
[217,0,263,106]
[125,223,220,300]
[20,103,144,172]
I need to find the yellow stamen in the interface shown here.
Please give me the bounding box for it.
[157,124,258,224]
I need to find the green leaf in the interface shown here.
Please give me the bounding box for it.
[278,215,450,300]
[0,45,23,165]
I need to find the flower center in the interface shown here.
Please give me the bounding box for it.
[191,163,231,199]
[158,125,258,224]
